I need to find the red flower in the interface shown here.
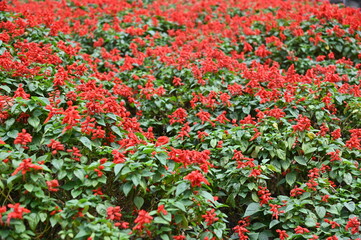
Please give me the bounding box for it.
[345,217,360,234]
[233,217,250,240]
[107,206,122,221]
[173,236,186,240]
[269,204,284,220]
[67,147,82,161]
[327,150,341,162]
[12,158,43,176]
[184,170,209,187]
[249,166,262,177]
[94,165,105,177]
[324,219,340,229]
[196,110,213,125]
[290,187,305,197]
[13,84,30,99]
[93,38,104,47]
[249,128,261,141]
[294,226,310,234]
[61,102,81,132]
[114,221,129,229]
[92,187,104,196]
[176,122,191,139]
[168,108,188,125]
[14,129,32,147]
[276,229,289,240]
[172,77,184,86]
[292,115,311,132]
[50,206,62,216]
[202,209,219,226]
[155,136,169,147]
[255,44,271,57]
[0,206,6,225]
[47,139,65,154]
[112,149,126,164]
[257,186,273,206]
[157,205,168,215]
[326,236,338,240]
[242,42,253,52]
[133,210,153,231]
[46,180,60,192]
[7,203,30,224]
[346,136,360,150]
[308,235,319,240]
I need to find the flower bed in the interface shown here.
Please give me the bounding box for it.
[0,0,361,239]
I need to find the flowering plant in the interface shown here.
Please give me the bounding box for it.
[0,0,361,239]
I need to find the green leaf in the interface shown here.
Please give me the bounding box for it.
[28,116,40,128]
[302,143,317,155]
[244,202,261,217]
[259,230,272,240]
[287,136,296,149]
[114,163,124,176]
[344,202,355,212]
[315,206,326,218]
[173,202,186,212]
[154,216,169,224]
[344,173,352,185]
[156,153,168,165]
[131,174,140,186]
[39,212,47,222]
[160,234,170,240]
[214,228,223,239]
[176,182,188,197]
[96,204,107,215]
[79,136,92,151]
[248,233,260,240]
[74,169,85,181]
[210,139,217,148]
[111,125,123,137]
[294,156,307,166]
[200,191,214,202]
[50,217,57,227]
[162,212,172,222]
[14,222,26,233]
[134,196,144,209]
[71,188,82,198]
[305,212,317,227]
[24,184,34,192]
[5,118,15,130]
[7,129,19,139]
[276,149,286,160]
[122,182,133,196]
[74,227,89,239]
[286,172,297,186]
[26,213,40,231]
[0,85,11,93]
[52,159,64,170]
[269,219,279,228]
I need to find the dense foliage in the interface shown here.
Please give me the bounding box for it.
[0,0,361,239]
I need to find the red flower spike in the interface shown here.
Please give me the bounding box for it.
[14,129,32,147]
[7,203,30,224]
[345,217,360,234]
[294,226,310,234]
[157,205,168,215]
[276,229,289,240]
[46,180,60,192]
[184,170,209,187]
[202,209,219,226]
[12,158,43,176]
[132,210,153,231]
